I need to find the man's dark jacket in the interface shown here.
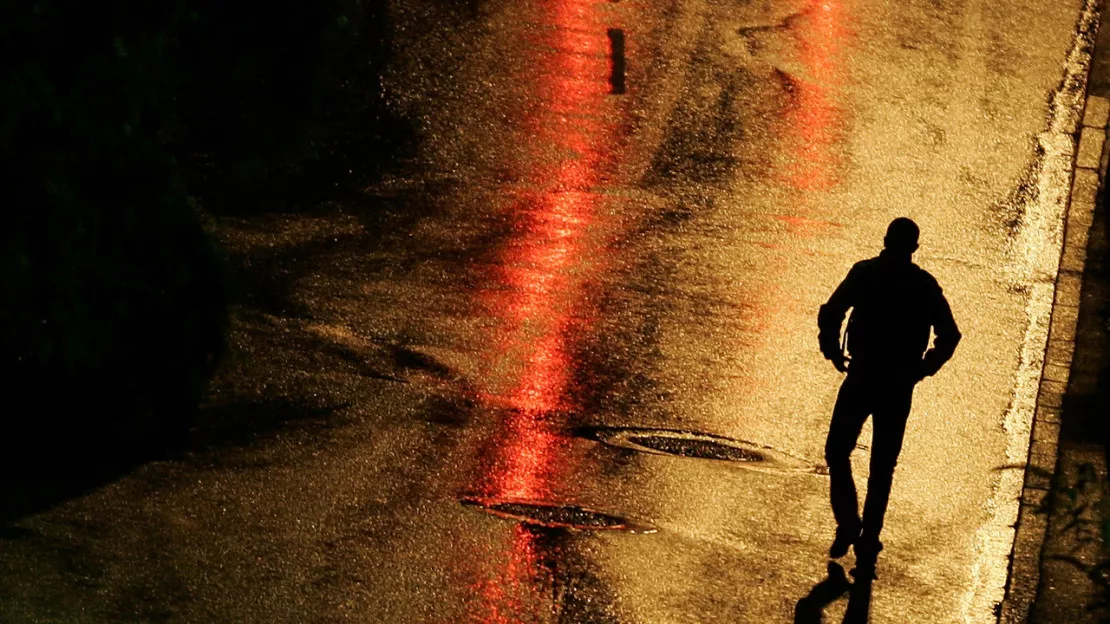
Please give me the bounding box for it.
[818,250,961,378]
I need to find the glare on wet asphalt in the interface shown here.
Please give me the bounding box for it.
[0,0,1097,622]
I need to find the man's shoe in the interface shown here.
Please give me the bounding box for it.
[829,527,861,558]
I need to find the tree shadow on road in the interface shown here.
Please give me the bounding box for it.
[190,397,349,452]
[795,562,873,624]
[0,446,143,537]
[0,397,347,532]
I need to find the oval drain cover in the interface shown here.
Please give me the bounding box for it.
[461,497,656,533]
[584,427,820,474]
[626,435,766,462]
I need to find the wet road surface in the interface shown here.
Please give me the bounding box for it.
[0,0,1099,622]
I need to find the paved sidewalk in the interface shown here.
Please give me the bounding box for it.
[1032,100,1110,623]
[1009,11,1110,620]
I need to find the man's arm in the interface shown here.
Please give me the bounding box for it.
[818,266,859,367]
[921,287,960,377]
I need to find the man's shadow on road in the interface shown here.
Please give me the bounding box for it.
[794,562,872,624]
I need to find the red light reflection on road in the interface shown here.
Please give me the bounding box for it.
[464,0,629,620]
[750,0,852,396]
[780,0,846,199]
[470,524,552,624]
[472,0,621,503]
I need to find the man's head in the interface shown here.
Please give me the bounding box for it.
[884,217,919,255]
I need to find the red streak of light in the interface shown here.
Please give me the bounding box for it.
[474,0,616,503]
[467,0,629,619]
[784,0,844,197]
[471,525,546,624]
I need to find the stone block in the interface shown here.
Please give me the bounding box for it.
[1032,419,1062,450]
[1077,127,1105,169]
[1071,169,1100,206]
[1070,202,1097,232]
[1065,217,1092,257]
[1049,302,1079,339]
[1042,362,1071,383]
[1054,273,1083,308]
[1037,406,1063,424]
[1060,240,1088,273]
[1022,486,1049,510]
[1037,380,1065,408]
[1045,340,1075,368]
[1083,95,1110,128]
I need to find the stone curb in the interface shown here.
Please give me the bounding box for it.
[1000,94,1110,623]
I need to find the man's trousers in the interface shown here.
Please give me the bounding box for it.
[824,367,917,547]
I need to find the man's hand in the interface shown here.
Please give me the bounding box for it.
[830,353,850,373]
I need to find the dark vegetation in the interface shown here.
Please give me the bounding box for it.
[0,0,407,476]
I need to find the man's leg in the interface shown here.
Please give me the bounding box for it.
[856,381,915,567]
[825,375,870,554]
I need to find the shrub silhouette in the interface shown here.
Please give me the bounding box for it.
[0,1,399,458]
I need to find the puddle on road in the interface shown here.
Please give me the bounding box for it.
[461,497,656,533]
[582,427,824,475]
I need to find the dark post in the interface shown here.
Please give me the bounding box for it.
[607,28,626,95]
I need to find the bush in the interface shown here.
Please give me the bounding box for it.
[172,0,405,212]
[0,0,396,454]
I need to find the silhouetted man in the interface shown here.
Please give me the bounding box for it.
[817,218,960,577]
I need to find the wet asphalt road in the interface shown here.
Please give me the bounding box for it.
[0,0,1100,622]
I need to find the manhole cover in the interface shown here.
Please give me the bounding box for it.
[627,435,766,462]
[583,427,821,475]
[461,497,656,533]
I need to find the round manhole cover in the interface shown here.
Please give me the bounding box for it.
[460,497,656,533]
[584,427,821,475]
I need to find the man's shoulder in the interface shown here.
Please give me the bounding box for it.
[853,256,943,290]
[851,256,882,272]
[910,263,944,292]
